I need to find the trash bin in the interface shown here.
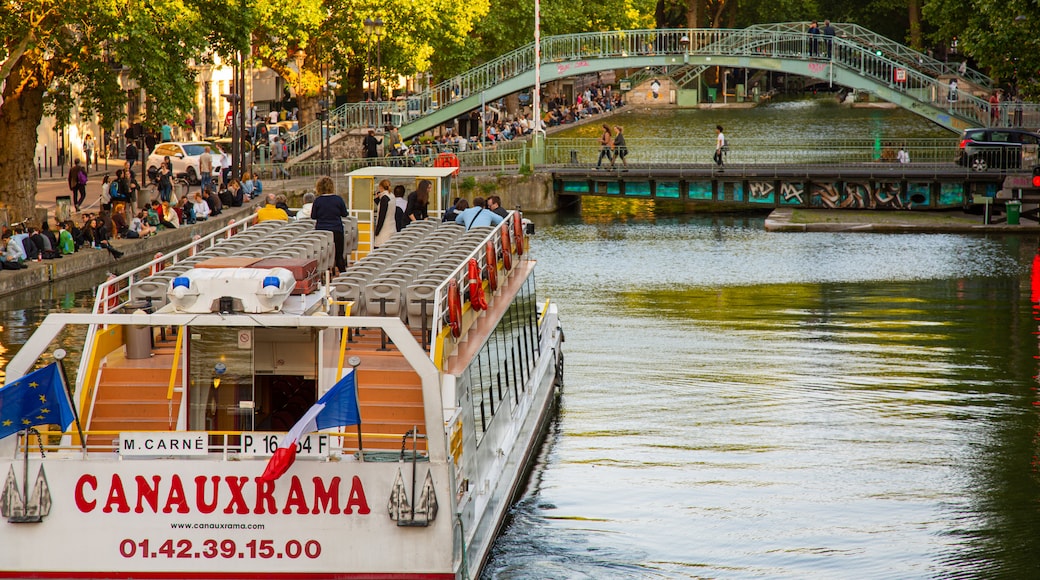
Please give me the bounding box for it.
[1007,200,1021,225]
[124,301,153,359]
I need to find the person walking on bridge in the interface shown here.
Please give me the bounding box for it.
[612,126,628,169]
[596,124,614,169]
[714,125,727,168]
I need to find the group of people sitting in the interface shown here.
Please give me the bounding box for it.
[0,217,129,267]
[543,85,623,127]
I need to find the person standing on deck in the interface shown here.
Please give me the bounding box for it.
[311,176,349,274]
[372,179,396,248]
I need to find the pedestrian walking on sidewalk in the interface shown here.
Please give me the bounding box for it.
[68,159,88,211]
[714,125,727,168]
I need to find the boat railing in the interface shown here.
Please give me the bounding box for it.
[16,430,413,460]
[429,212,522,367]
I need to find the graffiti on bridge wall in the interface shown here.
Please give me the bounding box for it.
[811,181,926,209]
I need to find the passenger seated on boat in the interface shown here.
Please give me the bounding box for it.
[256,192,290,222]
[455,197,504,230]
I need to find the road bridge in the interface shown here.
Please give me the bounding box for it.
[286,23,1039,164]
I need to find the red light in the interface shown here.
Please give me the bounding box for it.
[959,139,968,149]
[1032,175,1040,188]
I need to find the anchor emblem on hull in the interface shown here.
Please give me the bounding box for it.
[388,468,439,526]
[1,465,52,523]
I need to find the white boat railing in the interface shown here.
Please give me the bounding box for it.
[430,212,523,365]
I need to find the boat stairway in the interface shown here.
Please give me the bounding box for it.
[85,363,183,447]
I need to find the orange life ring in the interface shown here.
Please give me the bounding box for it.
[103,273,118,313]
[447,278,462,338]
[500,227,513,270]
[485,241,498,292]
[512,212,524,255]
[467,258,488,311]
[150,252,165,276]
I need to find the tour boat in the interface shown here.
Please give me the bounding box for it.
[0,176,564,579]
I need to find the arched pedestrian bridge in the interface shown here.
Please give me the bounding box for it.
[287,22,1038,163]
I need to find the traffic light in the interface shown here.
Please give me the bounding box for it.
[1032,166,1040,188]
[875,49,883,57]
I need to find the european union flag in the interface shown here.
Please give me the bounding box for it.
[0,363,76,440]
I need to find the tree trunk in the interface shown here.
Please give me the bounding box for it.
[907,0,922,51]
[0,59,47,225]
[296,93,318,128]
[686,0,699,28]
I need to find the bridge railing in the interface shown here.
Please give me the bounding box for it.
[543,137,962,166]
[748,22,993,90]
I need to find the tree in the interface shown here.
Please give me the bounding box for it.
[0,0,246,223]
[924,0,1040,95]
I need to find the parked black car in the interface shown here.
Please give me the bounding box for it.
[956,128,1040,171]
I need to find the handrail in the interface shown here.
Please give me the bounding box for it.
[166,326,184,401]
[286,24,1015,158]
[430,212,517,366]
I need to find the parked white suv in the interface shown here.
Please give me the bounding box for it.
[146,141,224,185]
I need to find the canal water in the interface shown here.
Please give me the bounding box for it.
[3,104,1039,577]
[481,197,1040,578]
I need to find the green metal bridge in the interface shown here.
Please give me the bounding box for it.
[286,22,1038,163]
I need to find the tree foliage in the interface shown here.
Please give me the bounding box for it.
[0,0,243,221]
[923,0,1040,95]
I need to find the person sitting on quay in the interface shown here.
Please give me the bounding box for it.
[175,195,196,225]
[0,230,28,269]
[192,192,211,221]
[202,187,222,217]
[455,196,505,230]
[84,216,124,259]
[256,192,290,222]
[58,221,76,254]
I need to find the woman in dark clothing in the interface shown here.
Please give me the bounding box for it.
[405,179,431,223]
[310,176,349,273]
[86,217,124,259]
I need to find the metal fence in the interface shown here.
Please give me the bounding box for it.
[249,137,968,183]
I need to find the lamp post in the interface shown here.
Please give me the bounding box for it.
[364,17,385,102]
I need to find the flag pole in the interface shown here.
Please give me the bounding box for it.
[348,359,364,462]
[54,351,87,453]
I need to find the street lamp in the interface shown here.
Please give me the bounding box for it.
[364,17,385,102]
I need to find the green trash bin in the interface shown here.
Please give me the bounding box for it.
[1007,200,1021,225]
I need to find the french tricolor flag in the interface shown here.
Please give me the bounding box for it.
[260,369,361,482]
